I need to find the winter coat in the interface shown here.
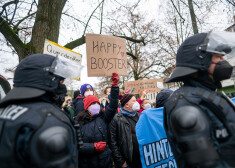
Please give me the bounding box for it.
[73,95,84,116]
[109,112,140,167]
[78,86,119,168]
[137,98,144,113]
[68,105,75,118]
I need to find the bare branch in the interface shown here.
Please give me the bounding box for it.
[170,0,186,23]
[0,16,26,59]
[28,0,37,15]
[188,0,198,34]
[115,35,145,44]
[131,0,142,13]
[64,35,85,50]
[9,0,19,25]
[100,0,104,34]
[13,12,36,30]
[127,51,137,60]
[83,0,104,35]
[179,0,188,6]
[0,0,18,16]
[225,0,235,6]
[62,13,87,26]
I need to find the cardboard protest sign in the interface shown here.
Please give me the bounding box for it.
[43,39,82,64]
[124,78,164,94]
[86,34,127,77]
[43,39,82,80]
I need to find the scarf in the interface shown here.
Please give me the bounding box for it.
[120,107,136,117]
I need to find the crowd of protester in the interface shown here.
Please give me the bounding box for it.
[55,73,172,168]
[1,31,235,168]
[0,55,178,168]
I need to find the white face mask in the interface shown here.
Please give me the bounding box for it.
[84,91,93,97]
[132,102,140,112]
[144,103,151,110]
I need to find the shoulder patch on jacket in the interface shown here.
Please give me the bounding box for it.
[0,105,28,120]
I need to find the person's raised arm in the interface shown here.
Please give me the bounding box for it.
[103,73,119,123]
[137,90,147,106]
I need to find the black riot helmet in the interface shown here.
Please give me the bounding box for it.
[166,33,213,83]
[0,54,63,106]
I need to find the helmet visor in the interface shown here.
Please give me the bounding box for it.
[199,31,235,58]
[50,56,83,79]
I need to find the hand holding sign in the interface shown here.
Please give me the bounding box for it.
[140,90,147,100]
[111,73,119,87]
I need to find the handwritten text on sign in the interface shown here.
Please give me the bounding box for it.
[43,39,82,64]
[86,34,127,77]
[124,78,164,94]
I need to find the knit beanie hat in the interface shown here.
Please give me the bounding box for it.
[119,94,123,100]
[155,89,173,108]
[120,94,134,107]
[84,95,100,110]
[80,84,94,96]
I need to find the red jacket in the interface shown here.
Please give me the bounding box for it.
[137,98,144,114]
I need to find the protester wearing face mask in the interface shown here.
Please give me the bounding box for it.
[73,84,94,123]
[80,84,94,98]
[137,90,148,114]
[77,73,119,168]
[109,94,142,168]
[141,99,151,110]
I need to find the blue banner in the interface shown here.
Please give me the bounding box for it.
[231,97,235,104]
[136,108,177,168]
[136,97,235,168]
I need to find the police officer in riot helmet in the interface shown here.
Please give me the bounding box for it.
[0,54,78,168]
[164,31,235,168]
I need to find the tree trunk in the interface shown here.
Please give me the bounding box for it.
[188,0,198,34]
[31,0,67,54]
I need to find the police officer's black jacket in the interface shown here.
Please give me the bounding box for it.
[164,78,235,168]
[77,86,119,168]
[0,54,78,168]
[0,99,77,168]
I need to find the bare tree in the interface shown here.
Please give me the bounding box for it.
[158,0,235,75]
[103,4,166,82]
[1,0,67,60]
[188,0,198,34]
[1,0,145,61]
